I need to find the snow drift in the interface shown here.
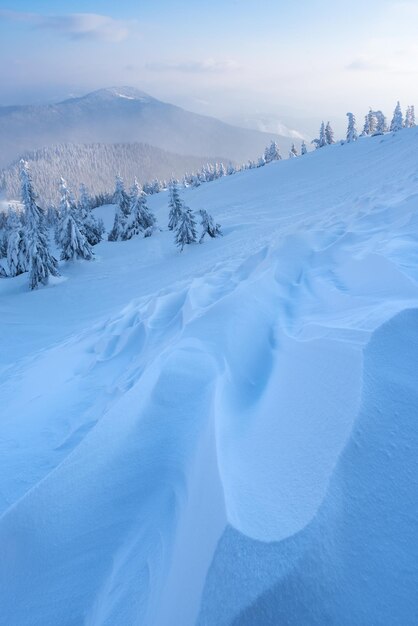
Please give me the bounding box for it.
[1,128,418,625]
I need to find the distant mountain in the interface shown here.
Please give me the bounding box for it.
[0,87,293,168]
[0,142,226,206]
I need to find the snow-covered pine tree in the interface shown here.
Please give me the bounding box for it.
[312,122,327,149]
[373,111,388,135]
[197,209,222,243]
[0,230,7,258]
[168,180,184,230]
[346,112,358,143]
[175,207,197,251]
[258,155,267,167]
[113,175,130,217]
[123,179,157,240]
[78,183,104,246]
[108,175,130,241]
[58,177,94,262]
[191,175,201,188]
[361,114,371,137]
[227,163,236,175]
[404,105,416,128]
[264,141,282,163]
[325,122,335,145]
[301,141,308,155]
[319,122,327,147]
[6,208,27,277]
[390,101,403,132]
[78,184,91,219]
[20,160,59,289]
[390,100,403,133]
[290,144,298,158]
[367,109,377,135]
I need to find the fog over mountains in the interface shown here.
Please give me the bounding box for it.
[0,87,294,170]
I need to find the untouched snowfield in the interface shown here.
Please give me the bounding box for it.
[1,129,418,625]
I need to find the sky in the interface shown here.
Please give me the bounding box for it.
[1,0,418,136]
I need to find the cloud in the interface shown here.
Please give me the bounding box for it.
[346,58,387,72]
[146,59,241,73]
[0,10,132,42]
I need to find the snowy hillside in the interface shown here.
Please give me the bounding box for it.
[1,128,418,625]
[0,87,293,168]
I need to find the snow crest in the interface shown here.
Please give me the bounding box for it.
[1,129,418,624]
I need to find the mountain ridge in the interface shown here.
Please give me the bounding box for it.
[0,86,296,168]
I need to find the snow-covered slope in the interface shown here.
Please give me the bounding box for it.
[1,129,418,625]
[0,87,291,168]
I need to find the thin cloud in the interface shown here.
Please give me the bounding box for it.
[0,10,132,42]
[346,58,387,72]
[147,59,241,73]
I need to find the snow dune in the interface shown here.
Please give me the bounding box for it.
[1,129,418,624]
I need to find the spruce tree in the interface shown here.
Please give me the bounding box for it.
[108,175,130,241]
[264,141,281,163]
[113,175,130,217]
[175,207,197,251]
[123,179,157,240]
[168,180,184,230]
[367,109,377,135]
[346,113,358,143]
[21,160,59,289]
[390,101,403,132]
[6,208,27,277]
[77,183,103,246]
[361,114,371,137]
[198,209,222,243]
[373,111,388,135]
[312,122,327,149]
[325,122,335,145]
[290,144,298,158]
[301,141,308,155]
[404,105,416,128]
[58,177,94,262]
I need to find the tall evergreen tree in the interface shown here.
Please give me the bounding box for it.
[390,101,403,132]
[325,122,335,145]
[346,112,358,143]
[6,208,27,277]
[58,177,94,261]
[361,114,371,137]
[78,184,104,246]
[123,179,157,240]
[404,105,416,128]
[373,111,388,135]
[197,209,222,243]
[301,141,308,155]
[168,180,184,230]
[113,175,130,217]
[312,122,327,149]
[108,175,130,241]
[289,143,298,158]
[367,109,377,135]
[175,207,197,251]
[20,160,59,289]
[264,141,282,162]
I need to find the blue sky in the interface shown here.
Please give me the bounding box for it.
[1,0,418,135]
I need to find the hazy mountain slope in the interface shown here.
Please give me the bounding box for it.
[1,129,418,625]
[0,142,227,205]
[0,87,293,168]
